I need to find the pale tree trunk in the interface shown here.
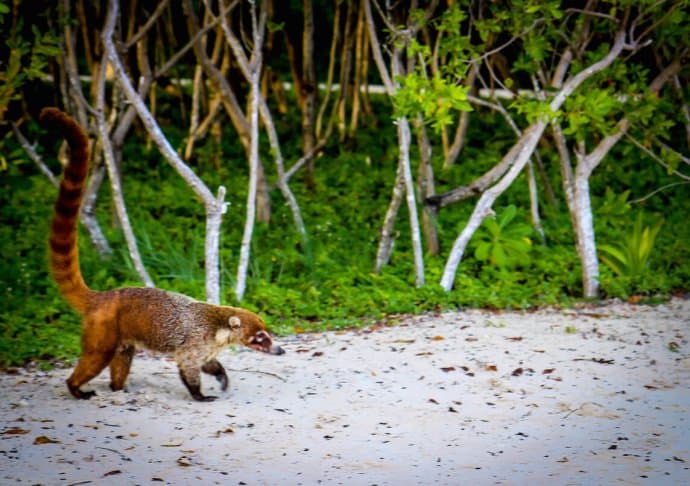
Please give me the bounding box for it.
[555,55,683,297]
[336,0,357,142]
[365,0,426,286]
[301,0,316,159]
[398,116,425,287]
[103,0,227,304]
[440,30,628,291]
[374,163,405,273]
[94,56,154,288]
[349,0,367,137]
[413,116,439,256]
[185,64,204,160]
[216,1,307,240]
[443,64,478,169]
[441,123,546,290]
[464,93,546,240]
[235,1,266,302]
[315,0,342,140]
[189,0,271,224]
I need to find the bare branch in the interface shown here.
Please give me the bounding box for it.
[11,122,59,187]
[125,0,170,49]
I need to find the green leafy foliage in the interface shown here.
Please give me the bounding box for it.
[0,12,61,119]
[393,71,472,132]
[472,205,533,268]
[599,213,663,278]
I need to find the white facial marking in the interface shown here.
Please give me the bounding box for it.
[215,328,231,345]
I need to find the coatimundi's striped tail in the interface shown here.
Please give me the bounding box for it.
[40,107,95,313]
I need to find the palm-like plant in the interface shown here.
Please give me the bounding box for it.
[599,213,663,277]
[473,205,533,268]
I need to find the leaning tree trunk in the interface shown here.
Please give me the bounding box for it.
[103,0,227,304]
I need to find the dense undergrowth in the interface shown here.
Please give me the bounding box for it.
[2,103,689,368]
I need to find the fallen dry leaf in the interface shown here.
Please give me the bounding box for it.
[512,368,524,377]
[440,366,456,373]
[430,335,445,341]
[3,427,30,435]
[543,368,555,374]
[506,336,524,341]
[485,365,498,372]
[176,456,193,467]
[33,436,60,445]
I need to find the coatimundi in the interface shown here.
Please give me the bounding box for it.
[40,107,284,402]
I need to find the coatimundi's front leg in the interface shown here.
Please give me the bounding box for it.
[202,359,229,392]
[175,349,228,401]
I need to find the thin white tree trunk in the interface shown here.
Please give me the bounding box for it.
[95,57,154,287]
[398,116,425,287]
[526,160,545,242]
[572,166,598,297]
[216,1,307,239]
[103,0,226,303]
[557,55,681,297]
[441,123,545,290]
[235,1,265,302]
[374,162,405,273]
[364,0,425,284]
[413,114,439,256]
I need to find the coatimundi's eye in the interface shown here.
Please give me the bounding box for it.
[249,330,268,344]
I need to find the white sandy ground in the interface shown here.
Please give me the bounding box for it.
[1,299,689,485]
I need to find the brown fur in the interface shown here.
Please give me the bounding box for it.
[40,107,284,402]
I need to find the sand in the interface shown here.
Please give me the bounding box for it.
[1,298,689,485]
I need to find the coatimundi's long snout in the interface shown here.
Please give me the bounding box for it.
[247,330,285,355]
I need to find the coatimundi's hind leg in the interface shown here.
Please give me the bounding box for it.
[66,316,117,399]
[202,359,229,391]
[109,344,135,392]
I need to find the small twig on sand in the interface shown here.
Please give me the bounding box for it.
[96,446,132,462]
[573,358,615,364]
[153,368,287,382]
[228,368,287,382]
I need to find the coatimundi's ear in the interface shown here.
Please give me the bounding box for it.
[228,316,242,330]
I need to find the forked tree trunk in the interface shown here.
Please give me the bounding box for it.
[440,30,628,291]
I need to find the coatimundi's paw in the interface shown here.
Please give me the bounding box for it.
[68,385,96,400]
[193,394,218,402]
